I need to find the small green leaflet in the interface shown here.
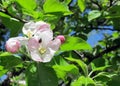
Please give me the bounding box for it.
[60,36,92,51]
[78,0,86,12]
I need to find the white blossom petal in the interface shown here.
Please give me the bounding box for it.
[30,50,43,62]
[22,21,51,37]
[41,48,55,62]
[35,21,50,31]
[14,37,28,45]
[34,30,53,47]
[28,38,39,51]
[48,38,61,51]
[41,39,61,62]
[22,21,36,36]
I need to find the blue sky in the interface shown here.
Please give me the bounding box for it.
[87,27,114,47]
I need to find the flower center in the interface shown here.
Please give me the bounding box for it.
[39,47,46,55]
[27,31,32,38]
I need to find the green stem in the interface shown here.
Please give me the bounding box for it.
[88,71,94,77]
[37,62,42,86]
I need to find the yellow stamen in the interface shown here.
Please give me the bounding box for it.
[27,31,32,38]
[39,47,46,55]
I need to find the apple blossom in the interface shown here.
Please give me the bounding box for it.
[26,23,64,62]
[5,21,65,63]
[27,24,64,62]
[27,37,62,62]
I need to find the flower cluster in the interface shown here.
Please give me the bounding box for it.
[5,21,65,62]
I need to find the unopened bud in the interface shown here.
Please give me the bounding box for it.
[5,38,20,53]
[56,35,65,44]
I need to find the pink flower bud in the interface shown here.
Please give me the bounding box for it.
[5,38,20,53]
[56,35,65,44]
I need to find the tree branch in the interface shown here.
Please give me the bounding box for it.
[73,37,120,64]
[91,0,102,10]
[79,25,120,32]
[109,0,113,7]
[0,9,27,23]
[89,44,120,63]
[88,23,120,31]
[90,26,118,31]
[107,0,118,10]
[73,50,84,59]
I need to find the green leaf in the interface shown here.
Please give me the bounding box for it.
[91,57,106,69]
[43,0,72,15]
[15,0,38,18]
[59,57,69,66]
[66,57,88,76]
[0,52,22,69]
[23,10,41,19]
[92,65,111,72]
[65,0,72,4]
[53,64,79,80]
[107,75,120,86]
[15,0,36,11]
[88,10,101,21]
[100,0,109,7]
[43,14,61,29]
[60,36,92,51]
[105,6,120,30]
[105,5,120,18]
[90,57,110,76]
[0,12,10,18]
[78,0,86,12]
[0,66,7,77]
[0,69,8,77]
[112,32,119,39]
[111,18,120,30]
[71,76,95,86]
[26,62,58,86]
[1,0,14,8]
[0,66,3,70]
[0,12,23,37]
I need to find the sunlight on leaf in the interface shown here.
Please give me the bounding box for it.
[78,0,86,12]
[66,57,88,76]
[61,36,92,51]
[53,64,79,80]
[71,76,95,86]
[88,10,101,21]
[43,0,72,15]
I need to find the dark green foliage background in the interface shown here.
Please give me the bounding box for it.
[0,0,120,86]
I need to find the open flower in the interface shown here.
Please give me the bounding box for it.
[28,38,62,62]
[27,29,64,62]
